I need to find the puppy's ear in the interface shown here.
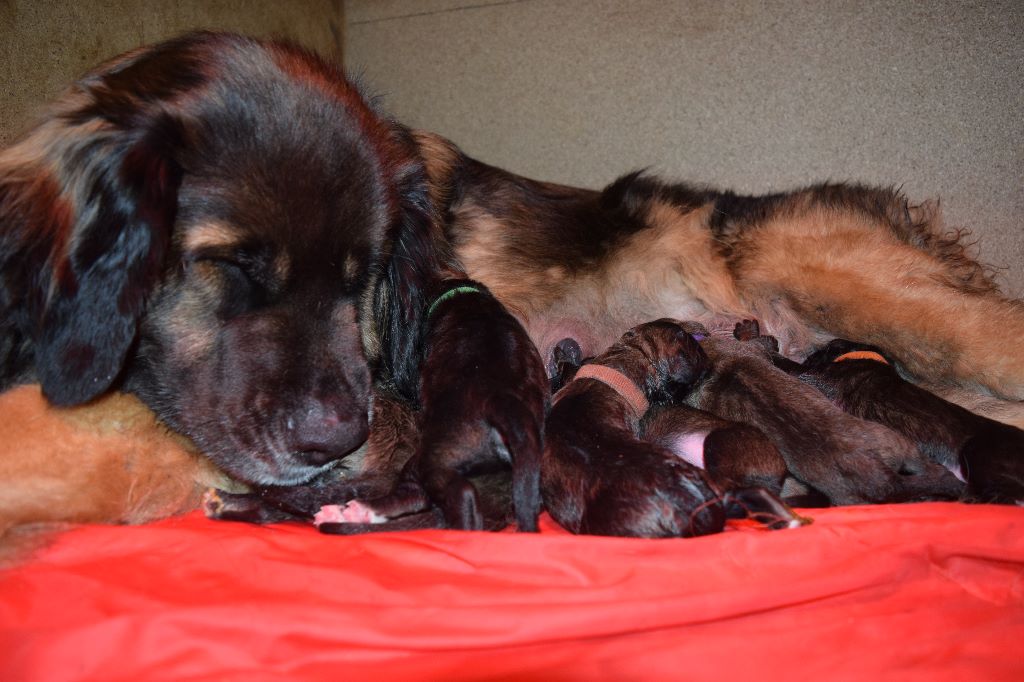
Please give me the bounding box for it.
[0,58,188,404]
[657,327,712,404]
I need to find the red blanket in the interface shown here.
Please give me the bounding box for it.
[2,503,1022,680]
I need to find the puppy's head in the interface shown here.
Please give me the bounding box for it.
[614,319,710,404]
[0,33,436,485]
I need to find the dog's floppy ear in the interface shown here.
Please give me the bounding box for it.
[0,48,191,405]
[373,158,441,402]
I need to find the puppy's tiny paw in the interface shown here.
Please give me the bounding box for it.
[733,319,761,341]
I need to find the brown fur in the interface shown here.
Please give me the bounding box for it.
[420,132,1024,402]
[542,320,725,537]
[2,34,1023,540]
[0,33,441,490]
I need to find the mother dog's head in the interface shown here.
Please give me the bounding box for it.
[0,32,438,485]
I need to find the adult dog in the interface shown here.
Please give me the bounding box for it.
[2,32,1023,529]
[0,32,439,488]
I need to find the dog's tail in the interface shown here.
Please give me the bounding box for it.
[490,396,545,533]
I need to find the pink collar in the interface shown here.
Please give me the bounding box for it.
[570,364,650,416]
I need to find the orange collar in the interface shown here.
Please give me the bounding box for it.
[833,350,889,365]
[570,364,650,416]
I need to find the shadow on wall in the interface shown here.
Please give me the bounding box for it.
[0,0,344,146]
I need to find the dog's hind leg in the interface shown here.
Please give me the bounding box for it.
[730,191,1024,399]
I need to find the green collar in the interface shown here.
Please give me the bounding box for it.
[426,285,484,318]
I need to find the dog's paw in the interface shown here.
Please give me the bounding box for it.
[202,488,226,517]
[314,501,388,527]
[202,488,299,524]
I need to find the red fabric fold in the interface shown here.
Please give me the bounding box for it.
[2,503,1022,681]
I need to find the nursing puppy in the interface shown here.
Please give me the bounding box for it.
[797,339,1024,504]
[544,319,801,537]
[549,333,791,497]
[682,322,965,506]
[318,279,547,532]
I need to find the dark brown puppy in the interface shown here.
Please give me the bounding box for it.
[549,332,791,497]
[796,339,1024,504]
[550,328,812,522]
[642,405,813,524]
[542,319,729,537]
[318,278,547,532]
[0,32,439,490]
[682,322,965,506]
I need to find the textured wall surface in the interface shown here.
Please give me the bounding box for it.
[346,0,1024,295]
[0,0,343,146]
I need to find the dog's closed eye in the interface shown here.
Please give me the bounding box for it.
[186,254,269,319]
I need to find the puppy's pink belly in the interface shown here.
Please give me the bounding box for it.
[668,432,707,469]
[314,501,387,526]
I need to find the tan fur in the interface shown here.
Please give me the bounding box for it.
[182,221,243,252]
[732,205,1024,397]
[455,203,541,319]
[0,385,239,563]
[931,385,1024,430]
[412,130,460,211]
[456,200,741,364]
[160,262,222,362]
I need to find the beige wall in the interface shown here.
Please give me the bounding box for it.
[0,0,344,146]
[345,0,1024,296]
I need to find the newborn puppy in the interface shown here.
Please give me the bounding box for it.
[319,279,548,532]
[797,339,1024,504]
[546,325,806,528]
[542,319,728,537]
[682,321,965,506]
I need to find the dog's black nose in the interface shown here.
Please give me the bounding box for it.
[287,398,368,467]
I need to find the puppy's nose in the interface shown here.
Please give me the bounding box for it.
[287,398,368,467]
